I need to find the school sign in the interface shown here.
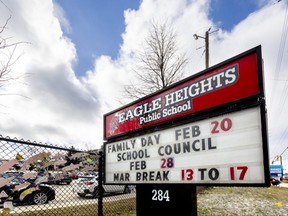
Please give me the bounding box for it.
[104,46,270,187]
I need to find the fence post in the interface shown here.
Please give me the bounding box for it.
[98,151,104,216]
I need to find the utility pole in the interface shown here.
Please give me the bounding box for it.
[205,29,209,69]
[194,27,218,69]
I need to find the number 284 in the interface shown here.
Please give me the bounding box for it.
[152,189,170,202]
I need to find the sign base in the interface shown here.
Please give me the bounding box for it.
[136,185,197,216]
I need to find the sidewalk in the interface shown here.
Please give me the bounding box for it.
[279,182,288,188]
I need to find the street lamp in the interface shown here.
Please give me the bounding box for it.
[193,34,204,40]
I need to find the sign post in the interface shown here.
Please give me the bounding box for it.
[103,46,269,215]
[136,184,197,216]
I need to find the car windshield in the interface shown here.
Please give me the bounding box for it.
[10,177,25,185]
[79,177,95,182]
[1,172,22,178]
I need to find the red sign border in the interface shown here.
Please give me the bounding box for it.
[104,45,264,140]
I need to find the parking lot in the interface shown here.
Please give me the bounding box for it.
[0,137,136,215]
[9,182,136,214]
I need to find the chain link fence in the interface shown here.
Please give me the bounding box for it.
[0,135,136,216]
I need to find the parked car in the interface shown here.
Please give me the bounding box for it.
[70,172,79,180]
[0,174,55,206]
[26,171,72,185]
[46,172,72,185]
[281,174,288,183]
[270,176,281,186]
[73,176,131,198]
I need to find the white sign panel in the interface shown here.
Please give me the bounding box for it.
[105,106,265,184]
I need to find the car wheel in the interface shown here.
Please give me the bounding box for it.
[32,191,48,204]
[124,186,130,194]
[92,187,101,198]
[77,193,86,198]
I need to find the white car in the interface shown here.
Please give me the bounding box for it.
[73,176,132,198]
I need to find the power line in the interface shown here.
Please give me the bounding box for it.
[270,0,288,105]
[267,0,288,159]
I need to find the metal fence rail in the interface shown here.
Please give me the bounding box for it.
[0,135,136,216]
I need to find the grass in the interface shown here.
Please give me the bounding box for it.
[103,198,136,216]
[4,204,98,216]
[4,198,136,216]
[197,186,288,215]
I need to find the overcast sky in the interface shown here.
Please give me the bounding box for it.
[0,0,288,165]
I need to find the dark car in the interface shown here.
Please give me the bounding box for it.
[270,176,281,186]
[0,174,55,206]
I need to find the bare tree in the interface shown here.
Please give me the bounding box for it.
[124,22,188,100]
[1,17,19,88]
[0,5,28,91]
